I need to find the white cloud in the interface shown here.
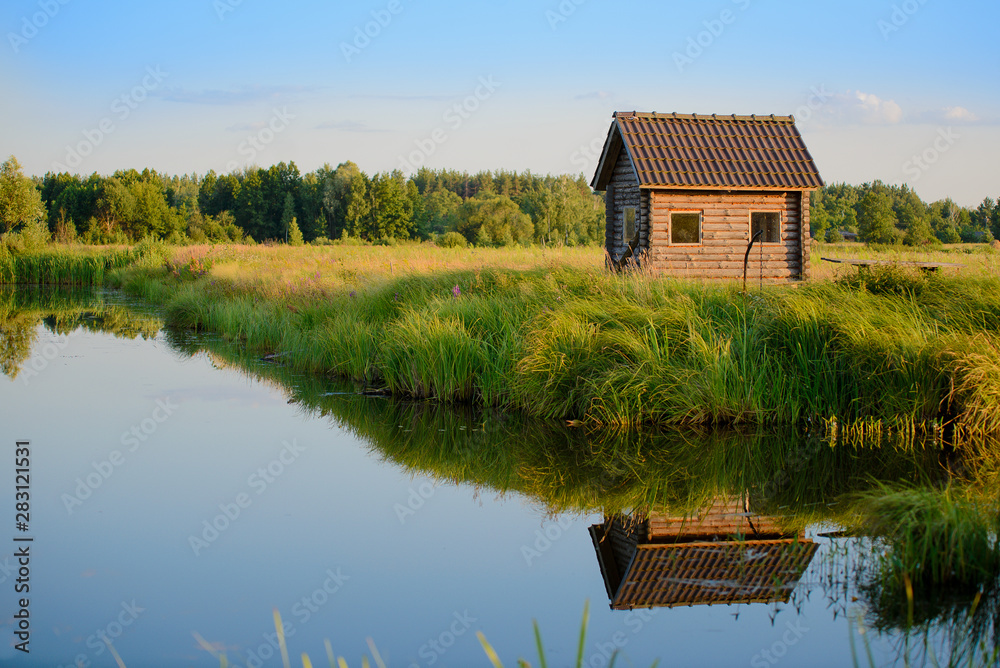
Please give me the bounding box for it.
[806,90,993,128]
[910,105,986,125]
[944,106,977,121]
[820,90,903,125]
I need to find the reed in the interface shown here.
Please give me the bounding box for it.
[0,240,166,286]
[851,484,1000,590]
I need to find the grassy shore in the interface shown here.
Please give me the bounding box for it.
[4,240,1000,432]
[96,240,1000,434]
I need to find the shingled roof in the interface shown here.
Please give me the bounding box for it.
[591,112,823,191]
[590,528,819,610]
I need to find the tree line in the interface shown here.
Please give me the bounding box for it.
[0,156,604,249]
[2,155,998,250]
[811,181,1000,245]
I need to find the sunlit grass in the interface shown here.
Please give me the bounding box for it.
[100,242,1000,433]
[810,241,1000,281]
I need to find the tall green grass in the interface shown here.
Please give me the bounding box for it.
[109,254,1000,435]
[852,484,1000,591]
[0,240,166,286]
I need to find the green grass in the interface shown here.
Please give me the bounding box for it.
[0,239,166,286]
[6,243,1000,433]
[851,484,1000,591]
[108,245,1000,435]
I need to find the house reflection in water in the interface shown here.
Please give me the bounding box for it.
[590,497,818,610]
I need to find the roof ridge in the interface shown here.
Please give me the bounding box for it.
[614,111,796,123]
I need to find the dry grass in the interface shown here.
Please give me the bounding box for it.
[169,242,602,301]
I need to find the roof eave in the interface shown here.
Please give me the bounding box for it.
[591,120,633,191]
[636,184,823,191]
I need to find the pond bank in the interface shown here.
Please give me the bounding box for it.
[7,243,1000,435]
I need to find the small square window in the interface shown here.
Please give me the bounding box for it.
[623,207,637,244]
[671,212,700,244]
[751,212,781,243]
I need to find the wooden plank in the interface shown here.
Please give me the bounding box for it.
[703,231,755,240]
[647,252,800,262]
[648,261,800,270]
[821,257,965,269]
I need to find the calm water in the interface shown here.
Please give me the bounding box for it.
[0,289,992,667]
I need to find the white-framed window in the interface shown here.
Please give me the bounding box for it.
[750,211,781,243]
[623,206,637,244]
[670,210,702,245]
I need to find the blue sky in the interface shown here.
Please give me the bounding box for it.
[1,0,997,205]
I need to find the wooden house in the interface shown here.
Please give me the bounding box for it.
[589,498,818,610]
[591,112,824,281]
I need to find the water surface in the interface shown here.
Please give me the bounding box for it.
[0,288,993,667]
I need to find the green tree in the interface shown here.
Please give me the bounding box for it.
[991,197,1000,242]
[280,192,296,243]
[810,190,830,240]
[130,179,172,238]
[287,217,304,246]
[972,197,997,241]
[365,171,413,240]
[417,189,463,237]
[198,170,219,215]
[458,194,533,246]
[235,169,266,240]
[900,207,934,246]
[0,156,46,233]
[857,190,899,244]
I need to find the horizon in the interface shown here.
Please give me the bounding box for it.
[2,0,997,207]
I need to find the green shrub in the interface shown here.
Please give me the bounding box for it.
[437,231,468,248]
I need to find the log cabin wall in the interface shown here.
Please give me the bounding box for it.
[605,146,642,262]
[647,189,805,280]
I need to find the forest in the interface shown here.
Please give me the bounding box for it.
[0,155,998,249]
[2,157,604,249]
[811,180,1000,245]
